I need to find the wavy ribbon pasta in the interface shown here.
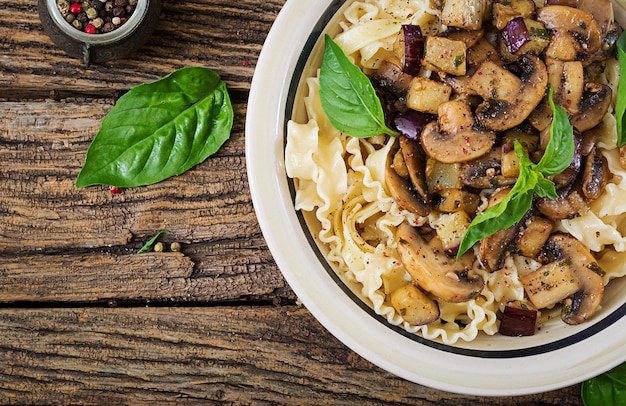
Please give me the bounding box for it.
[285,0,625,344]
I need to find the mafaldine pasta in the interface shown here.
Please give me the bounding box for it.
[286,0,626,343]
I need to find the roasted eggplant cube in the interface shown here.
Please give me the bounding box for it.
[422,36,467,76]
[499,302,538,336]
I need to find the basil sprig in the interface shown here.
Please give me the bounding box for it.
[76,67,233,188]
[582,362,626,405]
[615,30,626,147]
[319,35,399,138]
[456,87,574,257]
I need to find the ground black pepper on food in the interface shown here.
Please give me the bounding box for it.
[56,0,137,34]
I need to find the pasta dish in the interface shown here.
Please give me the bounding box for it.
[285,0,626,344]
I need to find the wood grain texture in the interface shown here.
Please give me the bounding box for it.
[0,0,284,98]
[0,306,583,405]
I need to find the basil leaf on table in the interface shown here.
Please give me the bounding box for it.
[457,87,573,257]
[616,30,626,147]
[76,66,233,188]
[582,362,626,406]
[319,35,399,138]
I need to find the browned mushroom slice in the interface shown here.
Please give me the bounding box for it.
[395,222,484,303]
[390,284,440,326]
[570,83,612,132]
[521,258,582,309]
[480,226,519,272]
[582,146,609,201]
[459,149,517,189]
[516,215,554,258]
[420,100,496,164]
[386,147,431,216]
[537,234,605,325]
[372,57,414,95]
[468,55,548,132]
[536,189,587,220]
[399,136,429,204]
[478,188,521,271]
[537,5,602,59]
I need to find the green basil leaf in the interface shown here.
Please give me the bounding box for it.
[582,362,626,406]
[76,67,233,188]
[456,172,535,257]
[616,30,626,147]
[319,35,399,138]
[137,229,169,254]
[534,86,575,176]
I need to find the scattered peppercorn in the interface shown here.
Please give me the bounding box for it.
[170,242,182,252]
[108,185,123,193]
[153,242,164,252]
[56,0,136,34]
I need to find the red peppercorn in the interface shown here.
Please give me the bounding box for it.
[109,186,123,194]
[69,2,82,14]
[84,24,97,34]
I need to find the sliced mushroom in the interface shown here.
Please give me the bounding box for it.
[386,146,431,216]
[537,5,602,59]
[459,149,517,189]
[478,188,523,271]
[399,136,429,203]
[582,146,609,201]
[468,55,548,131]
[570,83,612,132]
[420,100,496,163]
[537,233,605,325]
[395,222,484,303]
[515,215,554,258]
[536,188,587,220]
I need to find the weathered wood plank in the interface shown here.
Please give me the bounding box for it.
[0,98,292,303]
[0,306,584,405]
[0,100,252,253]
[0,0,285,98]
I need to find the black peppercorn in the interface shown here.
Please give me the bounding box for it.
[114,0,128,7]
[101,21,115,32]
[76,11,88,23]
[112,6,125,17]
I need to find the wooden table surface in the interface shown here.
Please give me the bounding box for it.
[0,0,587,404]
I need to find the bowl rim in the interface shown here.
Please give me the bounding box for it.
[246,0,626,395]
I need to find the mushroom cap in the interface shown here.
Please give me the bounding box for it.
[538,233,605,325]
[472,55,548,132]
[420,100,496,163]
[537,5,602,55]
[386,145,431,216]
[395,222,484,303]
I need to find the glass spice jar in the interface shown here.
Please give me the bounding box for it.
[38,0,160,65]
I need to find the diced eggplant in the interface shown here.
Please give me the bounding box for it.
[406,76,452,115]
[422,36,467,76]
[426,158,463,191]
[433,210,472,256]
[434,188,480,213]
[390,284,440,326]
[499,301,538,336]
[441,0,486,30]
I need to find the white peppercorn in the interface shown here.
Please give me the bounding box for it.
[153,242,164,252]
[170,242,182,252]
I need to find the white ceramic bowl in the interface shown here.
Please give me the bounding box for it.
[246,0,626,396]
